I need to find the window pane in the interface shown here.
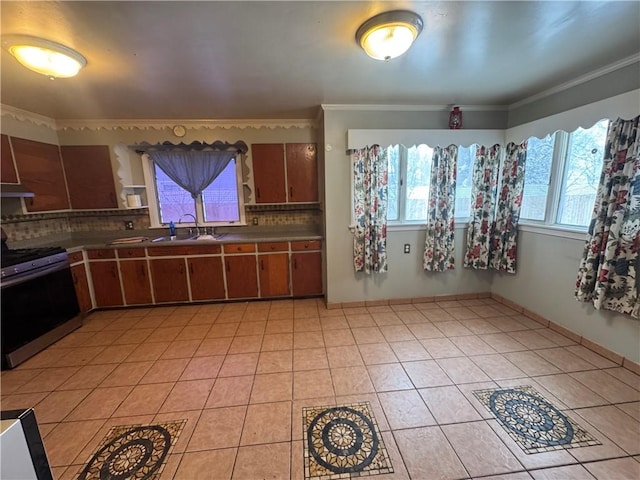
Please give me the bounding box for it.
[557,120,608,227]
[154,164,196,224]
[203,159,241,222]
[521,135,555,221]
[406,144,433,221]
[454,145,476,219]
[386,145,400,221]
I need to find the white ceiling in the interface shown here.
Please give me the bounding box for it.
[1,1,639,121]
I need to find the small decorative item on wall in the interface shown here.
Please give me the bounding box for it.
[449,106,463,129]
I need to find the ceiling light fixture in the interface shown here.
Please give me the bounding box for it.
[356,10,423,61]
[3,35,86,79]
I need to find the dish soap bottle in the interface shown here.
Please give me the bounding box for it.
[169,221,176,238]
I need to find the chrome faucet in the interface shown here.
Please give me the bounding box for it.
[178,213,200,235]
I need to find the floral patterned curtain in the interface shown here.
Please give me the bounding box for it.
[353,145,388,274]
[489,141,527,273]
[424,145,458,271]
[464,144,501,269]
[576,115,640,318]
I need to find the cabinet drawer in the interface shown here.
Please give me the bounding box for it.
[183,245,222,255]
[257,242,289,252]
[148,246,194,256]
[68,251,84,263]
[223,243,256,254]
[291,240,322,251]
[87,249,116,259]
[117,247,146,258]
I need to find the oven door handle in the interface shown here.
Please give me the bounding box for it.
[1,260,71,289]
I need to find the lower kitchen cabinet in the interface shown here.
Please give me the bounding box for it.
[149,258,189,303]
[225,255,258,299]
[259,253,290,297]
[89,261,124,307]
[188,256,225,301]
[71,264,93,312]
[119,260,152,305]
[291,251,322,296]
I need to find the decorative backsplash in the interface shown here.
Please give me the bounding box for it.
[1,204,322,242]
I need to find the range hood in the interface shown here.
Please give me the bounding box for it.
[1,184,35,198]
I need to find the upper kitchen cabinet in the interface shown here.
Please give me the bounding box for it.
[251,142,318,204]
[286,143,318,202]
[252,143,286,203]
[60,145,118,209]
[1,134,18,183]
[12,138,70,212]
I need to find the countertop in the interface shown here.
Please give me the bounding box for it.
[10,226,323,252]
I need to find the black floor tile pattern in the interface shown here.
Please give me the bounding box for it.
[77,420,186,480]
[303,402,393,479]
[473,385,601,454]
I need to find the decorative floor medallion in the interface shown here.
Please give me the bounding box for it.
[77,420,186,480]
[303,402,393,479]
[473,386,600,454]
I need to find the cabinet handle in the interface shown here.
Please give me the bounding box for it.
[290,186,294,198]
[72,272,78,285]
[110,192,116,204]
[257,187,260,199]
[260,260,264,270]
[179,264,184,274]
[189,263,194,275]
[294,258,297,269]
[139,264,145,277]
[226,262,230,272]
[112,267,117,278]
[271,245,275,250]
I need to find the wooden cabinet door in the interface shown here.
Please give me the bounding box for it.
[60,145,118,209]
[225,255,258,299]
[286,143,318,202]
[71,264,93,312]
[259,253,290,297]
[1,134,18,183]
[188,256,225,301]
[12,137,70,211]
[89,261,123,307]
[252,143,286,203]
[120,260,152,305]
[291,251,322,296]
[150,258,189,303]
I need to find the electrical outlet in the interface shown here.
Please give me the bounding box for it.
[124,221,134,230]
[252,217,259,225]
[403,243,410,254]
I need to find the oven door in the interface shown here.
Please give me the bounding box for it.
[1,262,81,369]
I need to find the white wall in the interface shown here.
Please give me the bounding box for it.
[492,230,640,362]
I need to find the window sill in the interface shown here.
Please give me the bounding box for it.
[518,222,588,240]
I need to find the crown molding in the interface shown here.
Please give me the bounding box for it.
[56,118,317,131]
[321,104,508,112]
[0,105,316,131]
[0,104,58,130]
[509,53,640,110]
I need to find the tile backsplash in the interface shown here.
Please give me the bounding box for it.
[1,204,322,242]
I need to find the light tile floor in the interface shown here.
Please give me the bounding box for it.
[1,298,639,480]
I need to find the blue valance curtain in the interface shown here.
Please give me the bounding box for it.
[141,141,248,199]
[352,145,388,273]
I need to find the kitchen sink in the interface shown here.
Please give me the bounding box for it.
[151,234,225,242]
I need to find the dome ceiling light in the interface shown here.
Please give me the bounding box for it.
[3,35,87,79]
[355,10,423,61]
